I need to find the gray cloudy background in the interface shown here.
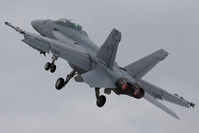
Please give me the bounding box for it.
[0,0,199,133]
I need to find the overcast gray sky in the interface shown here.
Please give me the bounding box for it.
[0,0,199,133]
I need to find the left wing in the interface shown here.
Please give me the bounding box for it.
[144,93,180,119]
[138,79,194,108]
[5,22,91,71]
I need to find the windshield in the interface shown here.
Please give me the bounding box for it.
[57,18,82,31]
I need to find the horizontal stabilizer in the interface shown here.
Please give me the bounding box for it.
[124,49,169,79]
[144,93,180,119]
[81,67,116,88]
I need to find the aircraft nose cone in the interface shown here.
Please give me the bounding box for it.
[31,19,48,36]
[31,20,46,30]
[31,20,40,30]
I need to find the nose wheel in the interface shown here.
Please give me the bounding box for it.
[45,55,57,73]
[55,70,77,90]
[45,62,56,73]
[95,88,106,107]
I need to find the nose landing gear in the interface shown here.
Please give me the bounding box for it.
[45,62,56,73]
[45,56,58,73]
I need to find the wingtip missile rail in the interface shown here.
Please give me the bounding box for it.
[5,21,25,34]
[189,102,195,108]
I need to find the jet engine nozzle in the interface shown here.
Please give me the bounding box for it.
[115,78,145,99]
[133,87,145,99]
[115,78,131,91]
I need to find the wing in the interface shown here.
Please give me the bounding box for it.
[144,93,180,119]
[6,22,91,71]
[138,79,191,108]
[124,49,169,79]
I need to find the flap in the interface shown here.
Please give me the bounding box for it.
[144,93,180,119]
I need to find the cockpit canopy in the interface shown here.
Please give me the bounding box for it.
[56,18,82,31]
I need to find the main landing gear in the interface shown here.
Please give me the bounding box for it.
[95,88,106,107]
[45,56,58,73]
[55,70,77,90]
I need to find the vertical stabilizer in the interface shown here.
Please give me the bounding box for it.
[96,28,121,69]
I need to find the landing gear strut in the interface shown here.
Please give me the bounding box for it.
[55,70,77,90]
[95,88,106,107]
[45,56,58,73]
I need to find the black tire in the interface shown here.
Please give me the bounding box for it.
[55,78,65,90]
[45,62,51,71]
[96,95,106,107]
[50,64,56,73]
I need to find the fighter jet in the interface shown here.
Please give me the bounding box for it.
[5,18,195,119]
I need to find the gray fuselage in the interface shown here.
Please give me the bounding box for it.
[31,19,137,86]
[31,19,101,73]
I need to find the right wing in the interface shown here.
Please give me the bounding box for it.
[124,49,169,79]
[138,79,192,108]
[144,93,180,119]
[6,22,91,71]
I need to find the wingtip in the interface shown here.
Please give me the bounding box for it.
[174,114,180,120]
[157,49,169,60]
[169,110,180,120]
[5,21,9,25]
[160,49,169,56]
[189,102,195,108]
